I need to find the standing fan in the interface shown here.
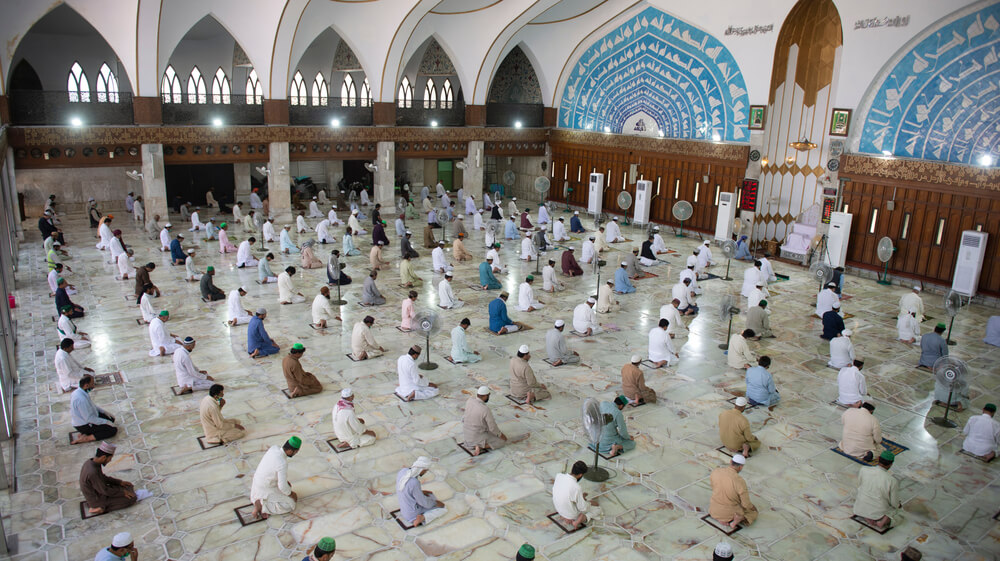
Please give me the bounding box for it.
[364,162,378,173]
[502,170,517,195]
[348,190,358,204]
[809,261,834,292]
[876,237,896,285]
[486,221,499,248]
[397,196,407,211]
[930,356,969,428]
[717,294,741,350]
[616,191,633,226]
[593,256,606,296]
[942,290,962,346]
[672,200,693,237]
[562,180,572,212]
[581,398,611,482]
[719,240,738,281]
[534,177,552,234]
[414,311,442,370]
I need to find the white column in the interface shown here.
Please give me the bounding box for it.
[375,141,395,212]
[140,144,168,223]
[233,163,251,205]
[268,142,291,222]
[463,141,484,207]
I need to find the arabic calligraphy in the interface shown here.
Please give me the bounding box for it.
[854,16,909,30]
[724,24,774,37]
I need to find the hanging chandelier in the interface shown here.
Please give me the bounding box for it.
[789,138,817,151]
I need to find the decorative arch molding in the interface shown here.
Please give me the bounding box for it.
[487,45,542,104]
[397,33,466,104]
[556,6,750,142]
[854,1,1000,167]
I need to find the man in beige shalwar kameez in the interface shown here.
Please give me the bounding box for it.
[509,345,550,404]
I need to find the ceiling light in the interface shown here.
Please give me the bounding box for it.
[70,117,83,127]
[712,133,721,142]
[979,154,995,167]
[212,118,223,127]
[330,118,341,127]
[430,120,438,127]
[789,138,817,151]
[603,126,611,133]
[514,121,522,129]
[882,150,893,157]
[657,130,664,137]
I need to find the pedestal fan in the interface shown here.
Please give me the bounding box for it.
[876,237,896,285]
[616,191,633,226]
[719,239,738,281]
[581,398,611,482]
[672,200,693,237]
[943,290,962,346]
[809,261,834,292]
[718,294,740,350]
[931,356,968,428]
[413,311,442,370]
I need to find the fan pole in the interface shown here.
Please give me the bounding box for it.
[877,261,891,285]
[946,316,957,346]
[331,277,346,306]
[676,220,684,238]
[723,258,733,281]
[582,447,610,482]
[719,314,734,350]
[931,387,958,428]
[419,331,438,370]
[258,236,268,252]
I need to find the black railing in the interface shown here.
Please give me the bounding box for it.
[396,101,466,127]
[289,100,373,126]
[161,94,264,125]
[9,90,134,126]
[486,103,544,128]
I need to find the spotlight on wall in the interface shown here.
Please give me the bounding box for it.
[603,126,611,133]
[330,118,341,128]
[70,117,83,127]
[712,132,721,142]
[978,154,995,167]
[514,121,522,129]
[585,124,593,130]
[657,130,664,137]
[881,150,894,159]
[212,118,223,127]
[430,120,439,127]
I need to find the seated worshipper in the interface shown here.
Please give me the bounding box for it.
[95,532,139,561]
[504,216,519,240]
[133,262,160,303]
[401,230,420,259]
[218,222,237,253]
[747,281,767,310]
[282,343,323,397]
[520,232,537,262]
[640,236,659,266]
[553,461,598,529]
[199,266,226,301]
[510,345,551,404]
[672,278,698,315]
[473,208,484,230]
[158,223,172,251]
[680,260,702,296]
[828,329,856,369]
[249,437,302,519]
[333,388,376,450]
[453,233,473,261]
[580,236,596,264]
[853,451,902,530]
[203,218,218,241]
[401,290,418,331]
[362,270,387,306]
[71,375,118,443]
[822,301,846,340]
[570,210,586,233]
[899,285,925,322]
[432,240,453,273]
[55,338,92,393]
[599,396,636,456]
[57,305,90,346]
[837,359,868,407]
[734,235,752,260]
[423,224,437,249]
[88,199,102,228]
[297,211,311,234]
[648,318,679,367]
[745,356,780,407]
[553,217,569,241]
[396,456,446,527]
[605,216,625,243]
[649,227,667,254]
[370,241,390,270]
[488,292,523,334]
[300,240,323,269]
[464,386,511,455]
[190,206,204,231]
[148,311,182,357]
[349,209,368,235]
[961,403,999,461]
[659,298,686,338]
[426,208,440,230]
[327,249,352,285]
[328,205,345,226]
[597,279,620,313]
[450,318,481,363]
[173,336,214,394]
[719,397,761,457]
[727,329,756,370]
[351,316,385,360]
[573,298,603,335]
[227,286,253,326]
[615,262,636,294]
[200,384,246,445]
[622,355,656,405]
[699,240,715,268]
[841,402,882,461]
[595,228,612,253]
[262,217,277,242]
[453,214,467,238]
[311,286,341,328]
[80,442,152,516]
[248,308,281,358]
[237,238,259,268]
[709,454,758,529]
[169,233,187,265]
[516,275,544,312]
[56,280,85,318]
[97,216,114,250]
[278,267,306,304]
[438,272,464,309]
[745,300,773,338]
[919,322,950,370]
[396,346,439,401]
[486,243,506,273]
[533,227,552,253]
[625,248,641,278]
[316,219,334,244]
[372,220,390,247]
[48,263,74,296]
[562,247,584,276]
[479,256,502,289]
[342,227,361,256]
[184,249,202,281]
[546,320,580,365]
[816,282,840,317]
[521,209,533,230]
[741,261,764,298]
[897,310,921,344]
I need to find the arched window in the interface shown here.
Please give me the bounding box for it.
[95,63,118,103]
[398,76,413,108]
[290,71,307,106]
[212,68,231,104]
[341,74,357,107]
[441,79,454,109]
[423,78,437,109]
[311,72,328,106]
[360,78,371,108]
[187,66,207,104]
[245,69,263,104]
[161,65,182,104]
[67,62,90,103]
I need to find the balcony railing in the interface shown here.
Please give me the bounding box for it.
[9,90,134,126]
[486,103,544,128]
[289,100,373,126]
[161,94,264,125]
[396,101,466,127]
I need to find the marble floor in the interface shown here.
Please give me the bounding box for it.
[4,205,999,561]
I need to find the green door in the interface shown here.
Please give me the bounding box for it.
[437,160,454,191]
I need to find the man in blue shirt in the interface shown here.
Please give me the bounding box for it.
[570,210,586,233]
[488,292,522,334]
[614,262,636,294]
[248,308,280,358]
[71,374,118,444]
[479,257,502,290]
[169,233,186,265]
[396,456,446,526]
[745,355,780,407]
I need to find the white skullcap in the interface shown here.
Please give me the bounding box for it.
[554,319,565,327]
[412,456,432,469]
[913,286,921,291]
[827,282,837,288]
[112,533,132,547]
[187,249,195,254]
[832,301,841,308]
[574,210,579,214]
[694,247,701,254]
[732,454,747,465]
[518,344,530,354]
[164,223,172,227]
[714,542,733,557]
[704,240,711,245]
[88,197,95,201]
[312,196,317,199]
[512,197,517,200]
[686,256,697,266]
[613,217,619,221]
[569,246,575,250]
[341,388,353,398]
[352,209,358,214]
[477,386,490,396]
[405,230,412,235]
[631,355,641,364]
[587,297,596,304]
[734,397,748,407]
[621,261,628,266]
[457,215,463,219]
[284,224,291,228]
[240,285,248,292]
[445,271,453,277]
[842,329,852,336]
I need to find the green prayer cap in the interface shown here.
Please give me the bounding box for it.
[517,544,535,559]
[292,343,305,351]
[526,275,534,281]
[936,322,947,330]
[494,242,501,248]
[316,537,336,553]
[985,403,997,412]
[879,450,895,462]
[614,395,628,406]
[219,222,227,228]
[158,310,169,317]
[57,277,65,284]
[759,300,767,306]
[60,305,73,312]
[206,266,214,273]
[287,436,302,449]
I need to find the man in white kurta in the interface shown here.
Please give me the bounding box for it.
[741,262,763,298]
[159,224,172,251]
[57,312,90,348]
[278,269,306,304]
[396,346,438,401]
[173,338,213,393]
[437,273,463,308]
[237,239,258,267]
[648,320,679,367]
[572,298,602,335]
[553,461,597,529]
[262,219,276,242]
[55,339,90,392]
[829,330,856,368]
[898,286,925,323]
[699,240,714,267]
[542,261,564,292]
[328,206,343,226]
[139,287,157,323]
[184,250,202,281]
[837,361,867,406]
[597,280,619,313]
[537,204,550,225]
[553,218,569,241]
[680,263,701,295]
[580,237,596,263]
[190,209,203,231]
[431,242,452,273]
[250,439,300,518]
[651,228,668,253]
[311,287,339,327]
[485,246,505,273]
[97,221,113,250]
[816,283,840,317]
[148,312,181,357]
[348,210,367,235]
[758,254,776,283]
[333,388,376,449]
[316,219,334,244]
[227,287,253,326]
[747,282,766,310]
[308,198,323,218]
[897,311,920,343]
[961,404,999,460]
[450,320,480,363]
[605,217,624,243]
[517,277,544,311]
[660,299,686,337]
[672,279,698,314]
[520,233,537,261]
[726,330,755,369]
[295,213,310,233]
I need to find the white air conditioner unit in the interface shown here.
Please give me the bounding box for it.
[633,179,653,224]
[715,191,737,241]
[951,230,988,297]
[824,211,852,268]
[588,173,604,215]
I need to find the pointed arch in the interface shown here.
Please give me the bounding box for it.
[95,63,119,103]
[290,71,307,105]
[212,67,231,104]
[245,69,263,104]
[311,72,328,106]
[67,61,90,103]
[161,65,182,104]
[398,76,413,108]
[423,77,437,109]
[341,74,357,107]
[441,78,454,109]
[187,66,207,104]
[160,13,257,102]
[360,77,371,107]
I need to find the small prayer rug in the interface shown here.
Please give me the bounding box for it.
[326,438,355,454]
[587,443,618,461]
[547,512,587,534]
[726,396,758,410]
[634,271,658,280]
[94,372,124,388]
[830,438,908,466]
[389,509,416,530]
[396,326,413,333]
[68,431,81,445]
[170,386,186,396]
[640,360,667,370]
[484,324,533,335]
[851,514,892,534]
[542,358,569,367]
[234,504,266,526]
[716,445,734,458]
[701,513,742,535]
[457,441,491,457]
[701,273,723,281]
[197,436,222,450]
[345,353,360,362]
[280,389,299,399]
[393,392,411,403]
[80,501,108,520]
[569,330,589,338]
[829,399,849,410]
[958,449,994,463]
[505,394,528,405]
[135,318,143,326]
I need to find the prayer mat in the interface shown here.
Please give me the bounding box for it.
[634,271,659,280]
[587,443,619,461]
[958,449,994,463]
[80,501,108,520]
[851,514,892,534]
[726,397,758,410]
[135,318,143,326]
[701,273,724,281]
[396,326,413,333]
[94,372,124,388]
[701,513,742,535]
[543,358,570,367]
[610,238,634,243]
[68,431,82,445]
[170,386,188,396]
[774,273,790,281]
[309,323,335,332]
[840,294,853,301]
[280,389,300,399]
[922,316,935,323]
[484,325,533,335]
[830,438,908,466]
[842,312,855,319]
[345,353,360,362]
[197,436,222,450]
[546,512,587,534]
[467,284,488,291]
[393,392,412,403]
[443,356,470,366]
[569,330,590,338]
[457,441,491,457]
[389,509,416,530]
[829,399,850,410]
[326,438,355,454]
[640,360,667,370]
[505,394,528,406]
[234,504,266,526]
[716,445,735,458]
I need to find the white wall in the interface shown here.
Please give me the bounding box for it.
[16,166,133,216]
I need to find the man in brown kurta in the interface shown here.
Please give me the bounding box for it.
[462,386,507,455]
[562,248,583,276]
[133,262,159,301]
[509,345,551,404]
[622,355,656,404]
[282,343,323,397]
[423,224,437,248]
[709,455,758,528]
[452,234,473,261]
[719,398,761,457]
[79,442,137,515]
[200,384,246,444]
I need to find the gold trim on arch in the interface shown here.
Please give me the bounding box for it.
[379,2,427,103]
[526,0,608,25]
[472,0,543,102]
[285,0,313,100]
[268,0,293,98]
[429,1,504,15]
